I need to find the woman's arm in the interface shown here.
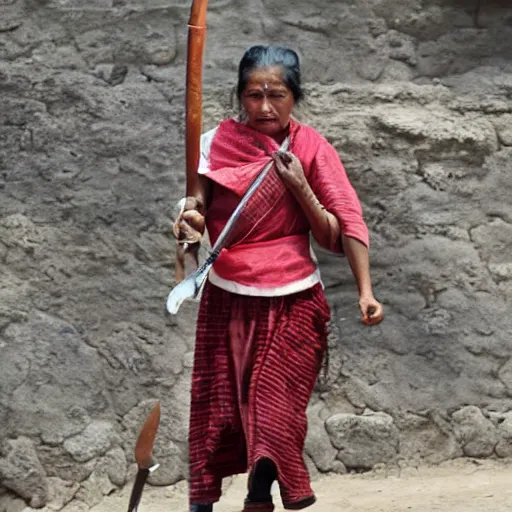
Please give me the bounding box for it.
[183,174,211,215]
[283,173,341,251]
[175,127,216,240]
[342,235,383,325]
[275,151,383,325]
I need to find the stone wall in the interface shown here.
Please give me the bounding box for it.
[1,0,511,510]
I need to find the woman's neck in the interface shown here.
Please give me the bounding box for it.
[271,123,291,145]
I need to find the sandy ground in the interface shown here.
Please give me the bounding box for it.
[92,458,512,512]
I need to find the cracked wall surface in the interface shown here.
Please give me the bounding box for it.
[1,0,512,510]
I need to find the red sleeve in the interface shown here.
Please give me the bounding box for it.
[308,139,369,252]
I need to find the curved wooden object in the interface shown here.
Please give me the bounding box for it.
[134,400,161,469]
[127,401,161,512]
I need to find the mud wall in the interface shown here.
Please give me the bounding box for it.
[1,0,512,510]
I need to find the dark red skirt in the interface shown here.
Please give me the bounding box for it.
[188,281,330,507]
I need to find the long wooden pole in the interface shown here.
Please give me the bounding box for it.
[175,0,209,283]
[185,0,209,198]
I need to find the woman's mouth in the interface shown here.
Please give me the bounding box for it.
[257,117,277,123]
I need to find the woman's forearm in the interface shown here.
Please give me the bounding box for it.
[342,235,373,297]
[187,175,211,214]
[289,180,341,251]
[288,179,374,298]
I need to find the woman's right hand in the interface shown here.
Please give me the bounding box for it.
[173,197,206,244]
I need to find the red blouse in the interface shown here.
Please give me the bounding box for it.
[203,118,369,290]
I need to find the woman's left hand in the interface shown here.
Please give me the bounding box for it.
[359,295,384,325]
[274,151,307,191]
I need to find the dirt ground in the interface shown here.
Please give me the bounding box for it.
[92,458,512,512]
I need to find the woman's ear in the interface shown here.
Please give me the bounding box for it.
[228,85,239,118]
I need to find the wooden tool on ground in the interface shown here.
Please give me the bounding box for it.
[126,401,161,512]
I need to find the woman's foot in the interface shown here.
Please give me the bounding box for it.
[190,504,213,512]
[282,495,316,510]
[247,458,278,503]
[242,502,275,511]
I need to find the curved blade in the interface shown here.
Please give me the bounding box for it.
[127,401,161,512]
[134,401,161,469]
[166,263,211,314]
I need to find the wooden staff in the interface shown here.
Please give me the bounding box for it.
[175,0,210,283]
[186,0,209,198]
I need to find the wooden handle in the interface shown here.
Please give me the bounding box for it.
[185,0,209,198]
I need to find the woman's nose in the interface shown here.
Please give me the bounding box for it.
[261,97,271,113]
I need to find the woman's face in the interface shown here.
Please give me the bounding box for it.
[240,66,295,139]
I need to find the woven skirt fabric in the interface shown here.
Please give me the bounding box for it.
[188,281,330,506]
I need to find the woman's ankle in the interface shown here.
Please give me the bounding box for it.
[190,503,213,512]
[247,458,277,503]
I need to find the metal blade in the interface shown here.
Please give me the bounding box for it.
[166,272,199,314]
[166,262,211,314]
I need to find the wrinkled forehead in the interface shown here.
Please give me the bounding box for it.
[244,66,288,90]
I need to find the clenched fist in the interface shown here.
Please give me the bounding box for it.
[359,294,384,326]
[173,196,205,244]
[274,151,307,191]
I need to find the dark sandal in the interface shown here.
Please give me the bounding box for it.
[190,504,213,512]
[242,502,275,512]
[283,495,316,510]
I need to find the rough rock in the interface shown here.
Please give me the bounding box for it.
[372,106,498,160]
[45,477,80,511]
[74,470,116,508]
[0,438,48,508]
[452,406,498,458]
[325,411,400,469]
[0,491,26,512]
[395,412,462,464]
[36,446,96,485]
[58,501,89,512]
[305,402,347,474]
[303,454,321,482]
[490,412,512,458]
[63,421,120,464]
[95,448,127,489]
[471,218,512,284]
[145,441,185,487]
[493,114,512,146]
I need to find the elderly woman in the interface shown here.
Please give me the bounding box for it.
[175,45,384,512]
